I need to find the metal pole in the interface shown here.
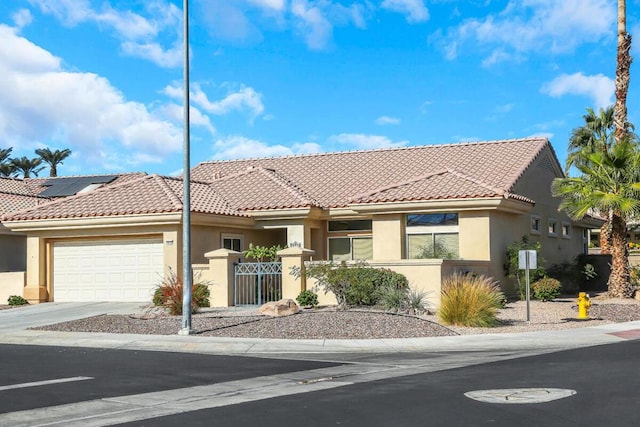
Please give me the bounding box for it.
[525,252,531,323]
[179,0,193,335]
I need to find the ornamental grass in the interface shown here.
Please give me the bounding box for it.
[438,272,504,327]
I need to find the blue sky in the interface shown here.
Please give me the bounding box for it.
[0,0,638,177]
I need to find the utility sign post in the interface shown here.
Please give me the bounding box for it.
[518,250,537,323]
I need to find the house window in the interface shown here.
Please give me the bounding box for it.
[406,213,459,259]
[530,215,541,234]
[548,219,558,237]
[327,219,372,261]
[562,222,571,239]
[222,234,243,252]
[328,219,372,232]
[328,237,373,261]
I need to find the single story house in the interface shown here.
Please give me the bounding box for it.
[2,137,601,305]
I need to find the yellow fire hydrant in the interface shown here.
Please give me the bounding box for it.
[577,292,591,319]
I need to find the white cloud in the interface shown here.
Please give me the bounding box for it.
[163,82,265,120]
[541,72,614,109]
[291,0,334,50]
[247,0,287,11]
[381,0,429,23]
[329,133,408,150]
[212,136,321,160]
[12,9,33,29]
[433,0,615,64]
[0,25,183,170]
[375,115,401,125]
[29,0,183,68]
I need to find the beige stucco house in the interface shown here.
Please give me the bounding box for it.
[2,137,600,305]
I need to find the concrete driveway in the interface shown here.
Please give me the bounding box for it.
[0,302,142,332]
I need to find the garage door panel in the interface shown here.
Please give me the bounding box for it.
[53,239,163,302]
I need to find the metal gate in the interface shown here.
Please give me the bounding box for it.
[234,262,282,305]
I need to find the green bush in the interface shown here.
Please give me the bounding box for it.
[296,289,319,307]
[7,295,28,306]
[299,262,409,309]
[153,271,210,315]
[438,272,504,327]
[531,277,562,301]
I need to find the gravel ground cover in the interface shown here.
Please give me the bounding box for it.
[31,294,640,340]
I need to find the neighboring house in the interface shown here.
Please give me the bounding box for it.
[2,137,601,305]
[0,174,146,301]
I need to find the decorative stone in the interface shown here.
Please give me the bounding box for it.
[258,299,301,317]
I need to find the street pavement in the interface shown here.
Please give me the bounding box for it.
[0,303,639,426]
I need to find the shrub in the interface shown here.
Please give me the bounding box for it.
[379,286,432,315]
[243,244,284,262]
[153,270,210,315]
[531,277,562,301]
[296,289,319,307]
[298,261,409,309]
[504,236,546,300]
[7,295,28,306]
[438,272,504,327]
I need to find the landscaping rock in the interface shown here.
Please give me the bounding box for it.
[258,299,300,317]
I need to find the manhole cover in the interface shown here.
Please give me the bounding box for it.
[464,388,576,404]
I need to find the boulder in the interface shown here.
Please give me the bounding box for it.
[258,299,300,317]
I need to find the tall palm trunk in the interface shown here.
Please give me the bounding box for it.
[607,0,633,297]
[608,212,632,297]
[614,0,632,142]
[599,221,612,254]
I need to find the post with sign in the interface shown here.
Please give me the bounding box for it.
[518,250,537,323]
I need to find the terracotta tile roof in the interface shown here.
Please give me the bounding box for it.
[0,193,45,216]
[3,175,244,221]
[0,177,38,197]
[192,137,552,209]
[24,173,147,196]
[209,167,320,211]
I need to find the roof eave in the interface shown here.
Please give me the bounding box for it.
[347,197,534,214]
[2,212,183,232]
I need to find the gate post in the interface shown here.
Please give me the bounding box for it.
[204,248,242,307]
[278,247,315,300]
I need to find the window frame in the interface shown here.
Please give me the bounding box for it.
[530,215,541,235]
[562,222,572,239]
[547,218,558,237]
[327,236,373,261]
[221,233,243,252]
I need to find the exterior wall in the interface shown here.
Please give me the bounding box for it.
[303,259,491,308]
[372,214,403,259]
[191,225,285,263]
[458,212,491,260]
[0,272,25,303]
[0,233,26,271]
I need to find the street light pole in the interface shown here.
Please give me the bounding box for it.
[179,0,193,335]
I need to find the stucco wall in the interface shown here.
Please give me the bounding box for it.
[506,147,589,291]
[0,272,25,303]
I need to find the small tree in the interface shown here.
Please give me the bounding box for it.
[242,243,284,262]
[10,156,44,178]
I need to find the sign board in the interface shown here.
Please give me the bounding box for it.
[518,250,537,270]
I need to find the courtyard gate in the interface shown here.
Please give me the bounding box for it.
[234,262,282,305]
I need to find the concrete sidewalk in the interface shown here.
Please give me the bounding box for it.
[0,302,639,355]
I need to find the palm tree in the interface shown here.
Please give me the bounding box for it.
[0,163,17,177]
[10,156,45,178]
[614,0,632,145]
[35,147,72,177]
[552,139,640,298]
[566,106,618,253]
[0,147,12,165]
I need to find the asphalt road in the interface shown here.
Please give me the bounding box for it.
[122,340,640,427]
[1,340,639,426]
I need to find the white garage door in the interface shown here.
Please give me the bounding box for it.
[53,239,164,302]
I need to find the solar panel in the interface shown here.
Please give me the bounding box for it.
[38,175,118,197]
